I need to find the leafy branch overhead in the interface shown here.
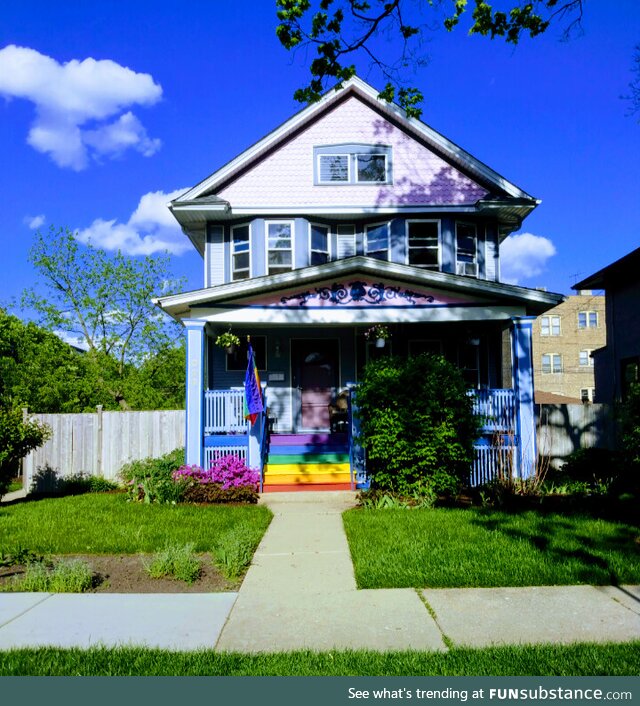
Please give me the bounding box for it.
[276,0,584,118]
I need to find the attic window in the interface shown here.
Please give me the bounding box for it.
[315,145,392,185]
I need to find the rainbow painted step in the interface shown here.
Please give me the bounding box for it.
[264,433,352,490]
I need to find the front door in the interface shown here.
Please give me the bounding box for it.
[292,339,339,431]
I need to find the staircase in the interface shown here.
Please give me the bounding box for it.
[262,433,352,492]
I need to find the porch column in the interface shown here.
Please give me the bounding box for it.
[184,320,207,467]
[511,316,536,479]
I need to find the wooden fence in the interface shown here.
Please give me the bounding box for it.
[23,407,185,486]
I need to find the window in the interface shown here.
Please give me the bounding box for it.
[226,336,267,371]
[356,154,387,183]
[231,225,250,281]
[455,223,477,276]
[540,315,561,336]
[366,222,390,261]
[318,154,349,183]
[407,220,439,269]
[266,221,293,275]
[579,350,593,367]
[581,388,596,403]
[578,311,598,329]
[309,224,330,265]
[315,145,391,184]
[541,354,562,374]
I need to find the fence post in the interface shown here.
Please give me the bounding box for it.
[21,407,28,491]
[96,405,103,477]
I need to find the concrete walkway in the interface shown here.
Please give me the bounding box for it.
[0,490,639,651]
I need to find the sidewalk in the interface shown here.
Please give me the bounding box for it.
[0,491,639,651]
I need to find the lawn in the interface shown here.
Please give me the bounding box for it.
[343,507,640,588]
[0,492,272,555]
[1,643,639,676]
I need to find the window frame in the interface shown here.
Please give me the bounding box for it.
[308,222,331,266]
[579,349,594,367]
[314,144,392,185]
[406,219,441,270]
[455,221,478,276]
[365,221,391,261]
[355,153,388,184]
[541,353,563,374]
[265,220,295,276]
[578,310,599,329]
[317,153,351,184]
[540,315,561,336]
[230,223,251,281]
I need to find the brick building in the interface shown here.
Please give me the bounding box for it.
[533,292,606,403]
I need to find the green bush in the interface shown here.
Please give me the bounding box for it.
[555,447,619,485]
[182,483,259,504]
[119,448,186,503]
[355,354,481,495]
[30,466,119,496]
[620,383,640,471]
[144,543,202,584]
[0,408,51,497]
[1,558,94,593]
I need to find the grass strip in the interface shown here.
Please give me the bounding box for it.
[343,507,640,588]
[0,643,638,676]
[0,493,272,555]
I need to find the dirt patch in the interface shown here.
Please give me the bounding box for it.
[0,553,238,593]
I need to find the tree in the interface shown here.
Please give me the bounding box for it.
[276,0,584,117]
[22,227,185,410]
[0,408,51,497]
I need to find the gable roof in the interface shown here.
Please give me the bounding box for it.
[573,246,640,291]
[169,77,538,250]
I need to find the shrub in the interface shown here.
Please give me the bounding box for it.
[555,447,619,485]
[212,528,257,579]
[119,448,186,503]
[1,558,94,593]
[30,466,119,496]
[355,354,481,495]
[145,543,202,584]
[182,483,258,504]
[0,408,51,497]
[173,455,260,489]
[620,383,640,472]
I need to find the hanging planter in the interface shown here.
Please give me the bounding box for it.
[215,329,241,355]
[364,324,390,348]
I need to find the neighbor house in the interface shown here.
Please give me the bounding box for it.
[573,246,640,404]
[154,77,563,490]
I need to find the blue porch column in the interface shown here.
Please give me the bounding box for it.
[184,320,206,467]
[511,316,536,479]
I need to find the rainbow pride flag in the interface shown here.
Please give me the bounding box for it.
[243,341,263,425]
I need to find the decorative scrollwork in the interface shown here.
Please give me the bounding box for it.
[280,281,435,307]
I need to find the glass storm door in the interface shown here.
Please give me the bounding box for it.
[292,339,339,431]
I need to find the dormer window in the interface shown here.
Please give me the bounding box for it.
[315,145,392,185]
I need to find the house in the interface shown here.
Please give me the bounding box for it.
[573,247,640,404]
[154,77,563,490]
[532,292,606,404]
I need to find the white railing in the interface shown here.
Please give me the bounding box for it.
[204,389,247,434]
[471,388,517,434]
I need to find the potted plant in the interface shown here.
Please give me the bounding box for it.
[365,324,391,348]
[215,328,241,354]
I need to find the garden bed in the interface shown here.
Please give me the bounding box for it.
[0,553,236,593]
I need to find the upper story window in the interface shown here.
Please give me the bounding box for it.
[315,144,392,185]
[266,221,293,276]
[542,353,563,374]
[365,222,390,261]
[456,223,477,277]
[540,315,561,336]
[309,224,330,266]
[407,220,439,269]
[231,224,250,281]
[579,350,594,367]
[578,311,598,329]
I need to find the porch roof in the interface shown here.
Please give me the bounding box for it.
[154,257,563,325]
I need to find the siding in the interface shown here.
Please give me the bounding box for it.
[206,225,224,286]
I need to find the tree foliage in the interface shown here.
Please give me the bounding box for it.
[0,407,51,497]
[355,354,481,494]
[276,0,584,117]
[21,227,185,410]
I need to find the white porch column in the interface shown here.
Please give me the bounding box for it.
[511,316,536,479]
[184,320,207,467]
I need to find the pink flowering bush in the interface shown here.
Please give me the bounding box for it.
[173,455,260,489]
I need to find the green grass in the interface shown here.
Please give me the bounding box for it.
[145,543,202,584]
[7,481,22,493]
[0,643,638,676]
[343,507,640,588]
[0,558,94,593]
[0,493,272,555]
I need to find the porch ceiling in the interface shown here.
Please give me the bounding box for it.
[154,257,563,325]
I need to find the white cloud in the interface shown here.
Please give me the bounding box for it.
[24,214,45,229]
[0,45,162,169]
[76,188,190,256]
[500,232,557,285]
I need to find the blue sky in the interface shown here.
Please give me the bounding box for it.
[1,0,639,311]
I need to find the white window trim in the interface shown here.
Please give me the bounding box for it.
[455,221,478,277]
[541,353,563,374]
[579,349,594,367]
[365,221,391,261]
[308,222,331,265]
[540,315,561,336]
[405,219,441,270]
[317,153,351,184]
[578,310,599,329]
[230,223,251,280]
[355,153,388,184]
[265,220,295,275]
